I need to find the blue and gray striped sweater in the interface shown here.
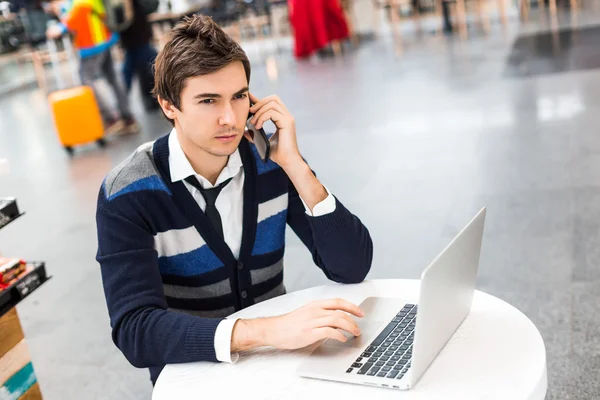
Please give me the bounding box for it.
[96,134,373,383]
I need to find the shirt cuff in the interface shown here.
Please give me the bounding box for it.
[300,186,337,217]
[214,318,240,363]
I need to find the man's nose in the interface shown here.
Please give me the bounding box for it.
[219,103,236,126]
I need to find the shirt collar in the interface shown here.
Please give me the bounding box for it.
[168,128,243,189]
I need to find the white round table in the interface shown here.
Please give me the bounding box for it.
[153,279,548,400]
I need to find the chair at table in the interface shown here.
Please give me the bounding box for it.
[340,0,360,46]
[30,45,70,93]
[238,11,271,41]
[519,0,578,22]
[442,0,508,38]
[371,0,444,40]
[267,0,292,50]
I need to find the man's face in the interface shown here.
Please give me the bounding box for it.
[161,61,250,159]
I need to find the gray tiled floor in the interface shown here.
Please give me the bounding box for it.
[1,5,600,399]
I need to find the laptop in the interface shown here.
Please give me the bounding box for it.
[297,207,486,390]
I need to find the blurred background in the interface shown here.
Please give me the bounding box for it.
[0,0,598,398]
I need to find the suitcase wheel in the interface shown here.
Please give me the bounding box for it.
[97,138,107,148]
[65,146,74,156]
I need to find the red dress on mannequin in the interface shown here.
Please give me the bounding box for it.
[288,0,350,58]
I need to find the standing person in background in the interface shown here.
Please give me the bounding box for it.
[288,0,350,59]
[120,0,159,111]
[46,0,139,134]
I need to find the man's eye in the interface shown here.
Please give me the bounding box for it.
[235,93,248,100]
[199,99,214,104]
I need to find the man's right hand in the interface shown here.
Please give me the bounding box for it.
[231,298,364,352]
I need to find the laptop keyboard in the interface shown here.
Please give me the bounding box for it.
[345,304,417,380]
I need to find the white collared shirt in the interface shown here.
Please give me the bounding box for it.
[168,129,336,363]
[169,131,245,259]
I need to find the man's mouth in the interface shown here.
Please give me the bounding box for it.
[215,134,238,143]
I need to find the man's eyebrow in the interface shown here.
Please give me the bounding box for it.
[194,92,222,99]
[193,87,249,99]
[233,87,250,96]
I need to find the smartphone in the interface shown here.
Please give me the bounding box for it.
[246,107,271,163]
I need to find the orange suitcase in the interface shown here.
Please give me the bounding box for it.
[47,37,106,156]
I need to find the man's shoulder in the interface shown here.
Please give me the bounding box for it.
[101,141,169,201]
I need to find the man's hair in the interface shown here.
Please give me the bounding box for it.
[152,14,251,110]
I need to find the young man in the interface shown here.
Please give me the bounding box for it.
[95,14,373,385]
[46,0,138,134]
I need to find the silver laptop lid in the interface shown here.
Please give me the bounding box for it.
[409,208,486,387]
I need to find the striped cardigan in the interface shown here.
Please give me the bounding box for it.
[95,134,373,383]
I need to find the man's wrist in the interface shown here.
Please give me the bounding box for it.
[281,157,328,212]
[281,157,314,187]
[231,318,270,352]
[278,154,306,174]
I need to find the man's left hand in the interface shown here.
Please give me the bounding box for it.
[247,93,302,168]
[247,93,328,212]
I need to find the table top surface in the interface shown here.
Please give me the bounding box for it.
[153,279,548,400]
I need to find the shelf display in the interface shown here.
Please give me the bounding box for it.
[0,197,47,399]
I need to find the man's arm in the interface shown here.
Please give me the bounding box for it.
[247,93,373,283]
[96,194,222,368]
[230,298,365,352]
[280,160,328,211]
[97,191,366,365]
[100,195,371,360]
[284,163,373,283]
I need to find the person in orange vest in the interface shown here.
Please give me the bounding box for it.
[46,0,139,135]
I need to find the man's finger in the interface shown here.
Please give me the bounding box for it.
[313,327,347,343]
[314,314,360,337]
[266,95,289,113]
[249,92,261,107]
[250,101,284,125]
[249,94,275,112]
[249,94,291,117]
[316,298,364,317]
[333,310,361,335]
[256,109,286,130]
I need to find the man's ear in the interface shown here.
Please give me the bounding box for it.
[157,95,178,122]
